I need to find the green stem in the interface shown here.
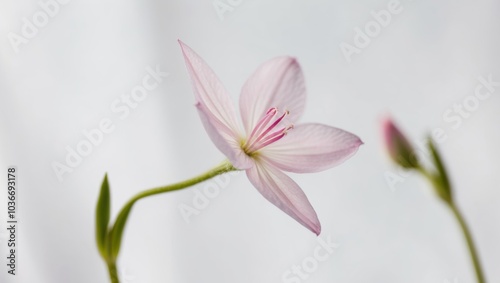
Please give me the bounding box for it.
[448,203,486,283]
[417,166,485,283]
[120,160,236,210]
[105,160,238,283]
[107,260,119,283]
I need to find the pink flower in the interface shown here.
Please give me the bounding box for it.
[179,41,362,235]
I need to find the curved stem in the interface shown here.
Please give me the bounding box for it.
[449,203,486,283]
[105,160,238,283]
[121,160,236,210]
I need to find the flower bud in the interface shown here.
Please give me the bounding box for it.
[381,117,419,169]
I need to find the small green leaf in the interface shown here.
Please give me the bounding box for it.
[427,137,452,202]
[96,174,111,259]
[108,203,133,260]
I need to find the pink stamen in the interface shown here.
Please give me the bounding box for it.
[254,132,286,150]
[247,108,277,144]
[246,128,285,152]
[244,108,293,154]
[252,125,294,151]
[251,111,287,146]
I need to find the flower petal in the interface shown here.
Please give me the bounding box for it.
[197,103,254,169]
[261,123,362,173]
[239,57,306,134]
[246,160,321,235]
[179,40,241,140]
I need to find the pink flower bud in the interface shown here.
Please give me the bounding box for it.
[381,117,419,169]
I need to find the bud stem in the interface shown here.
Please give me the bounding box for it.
[107,260,119,283]
[417,150,486,283]
[449,202,486,283]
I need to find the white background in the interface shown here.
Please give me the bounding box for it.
[0,0,499,282]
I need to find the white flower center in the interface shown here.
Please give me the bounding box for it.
[243,107,293,155]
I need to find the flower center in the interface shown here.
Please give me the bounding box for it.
[243,107,293,155]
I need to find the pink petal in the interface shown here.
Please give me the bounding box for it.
[197,103,254,169]
[179,41,252,169]
[261,123,362,173]
[246,160,321,235]
[179,40,242,141]
[239,57,306,134]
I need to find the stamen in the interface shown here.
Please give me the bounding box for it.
[251,111,288,146]
[247,107,277,144]
[243,107,294,154]
[251,124,294,151]
[254,132,286,150]
[246,127,285,152]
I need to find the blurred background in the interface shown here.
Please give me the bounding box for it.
[0,0,499,282]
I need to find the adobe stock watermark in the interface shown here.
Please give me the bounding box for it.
[281,235,339,283]
[443,278,459,283]
[384,74,499,191]
[51,65,169,182]
[178,170,241,223]
[442,74,499,130]
[8,0,72,54]
[339,0,405,63]
[213,0,244,21]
